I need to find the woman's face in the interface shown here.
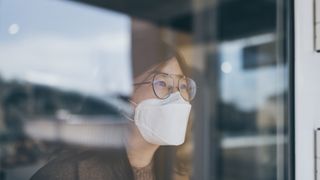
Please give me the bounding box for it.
[131,57,184,104]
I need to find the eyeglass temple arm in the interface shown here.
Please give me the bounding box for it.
[133,81,152,86]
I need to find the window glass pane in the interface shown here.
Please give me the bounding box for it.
[192,0,289,179]
[0,0,291,179]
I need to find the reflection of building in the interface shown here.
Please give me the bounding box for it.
[0,79,124,169]
[257,93,287,133]
[24,116,127,148]
[216,31,288,180]
[0,104,5,131]
[2,82,119,121]
[218,102,257,135]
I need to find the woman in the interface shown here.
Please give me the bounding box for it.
[31,41,196,180]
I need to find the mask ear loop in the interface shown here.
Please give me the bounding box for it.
[122,113,134,122]
[122,100,137,122]
[129,100,137,106]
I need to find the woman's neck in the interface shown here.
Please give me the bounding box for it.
[125,126,159,168]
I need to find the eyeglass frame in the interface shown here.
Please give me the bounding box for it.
[133,71,196,101]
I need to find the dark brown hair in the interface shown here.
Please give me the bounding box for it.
[132,40,190,79]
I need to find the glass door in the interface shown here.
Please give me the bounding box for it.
[0,0,294,179]
[192,0,295,179]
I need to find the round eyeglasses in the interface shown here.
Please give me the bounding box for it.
[134,72,197,101]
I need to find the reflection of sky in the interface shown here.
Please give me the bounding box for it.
[0,0,132,97]
[219,34,287,111]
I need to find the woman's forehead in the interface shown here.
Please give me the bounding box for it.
[134,57,185,83]
[158,57,184,76]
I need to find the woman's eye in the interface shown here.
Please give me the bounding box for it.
[155,80,167,87]
[180,84,188,90]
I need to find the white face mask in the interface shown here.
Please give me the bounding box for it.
[130,92,191,146]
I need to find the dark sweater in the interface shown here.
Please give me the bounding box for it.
[31,148,135,180]
[30,147,172,180]
[132,160,155,180]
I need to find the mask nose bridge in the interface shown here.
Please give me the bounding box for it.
[166,91,183,102]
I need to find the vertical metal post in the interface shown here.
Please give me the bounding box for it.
[192,0,220,179]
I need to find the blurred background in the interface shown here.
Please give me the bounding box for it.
[0,0,293,179]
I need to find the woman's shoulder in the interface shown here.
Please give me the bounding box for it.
[31,147,134,180]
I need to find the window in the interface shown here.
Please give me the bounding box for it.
[0,0,293,179]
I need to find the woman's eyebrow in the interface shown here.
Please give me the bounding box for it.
[153,70,184,77]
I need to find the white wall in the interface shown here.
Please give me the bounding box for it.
[295,0,320,179]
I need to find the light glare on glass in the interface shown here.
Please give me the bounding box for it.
[8,23,20,35]
[221,62,233,74]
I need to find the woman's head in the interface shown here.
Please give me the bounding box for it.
[131,42,195,105]
[128,41,195,146]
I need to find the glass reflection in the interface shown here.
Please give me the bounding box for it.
[0,0,131,179]
[0,0,291,179]
[216,33,287,179]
